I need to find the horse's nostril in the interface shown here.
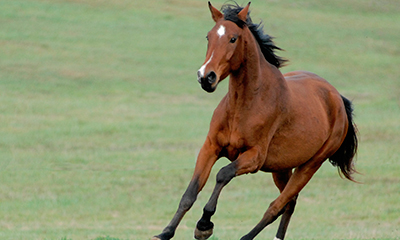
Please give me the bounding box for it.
[207,71,217,84]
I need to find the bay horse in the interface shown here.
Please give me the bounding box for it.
[153,2,358,240]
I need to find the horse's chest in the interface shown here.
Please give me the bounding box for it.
[217,113,263,161]
[221,131,249,161]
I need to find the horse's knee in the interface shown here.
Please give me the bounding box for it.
[179,179,199,211]
[179,194,196,211]
[216,163,236,185]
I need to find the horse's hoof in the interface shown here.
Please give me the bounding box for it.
[194,227,213,240]
[151,236,162,240]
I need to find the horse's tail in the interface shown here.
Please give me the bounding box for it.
[329,95,358,182]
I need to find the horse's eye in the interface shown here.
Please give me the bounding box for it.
[206,36,209,41]
[230,37,237,43]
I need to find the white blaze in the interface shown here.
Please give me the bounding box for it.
[217,25,225,38]
[198,52,214,77]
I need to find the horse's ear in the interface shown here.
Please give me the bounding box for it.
[208,1,223,22]
[237,2,251,22]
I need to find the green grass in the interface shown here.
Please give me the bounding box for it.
[0,0,399,239]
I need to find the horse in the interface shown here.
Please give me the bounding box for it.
[152,2,358,240]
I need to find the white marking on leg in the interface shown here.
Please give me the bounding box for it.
[198,52,214,78]
[217,25,225,38]
[273,237,282,240]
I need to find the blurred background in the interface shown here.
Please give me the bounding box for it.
[0,0,399,239]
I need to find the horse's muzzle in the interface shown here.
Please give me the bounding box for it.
[197,71,217,93]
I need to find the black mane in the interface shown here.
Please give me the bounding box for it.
[221,2,288,68]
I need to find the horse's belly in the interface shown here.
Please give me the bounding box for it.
[262,146,314,172]
[261,126,327,172]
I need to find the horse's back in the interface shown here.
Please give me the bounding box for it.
[284,70,331,88]
[284,71,343,107]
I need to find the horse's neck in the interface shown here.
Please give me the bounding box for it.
[227,36,285,110]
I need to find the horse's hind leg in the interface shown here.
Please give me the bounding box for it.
[272,171,298,240]
[240,160,323,240]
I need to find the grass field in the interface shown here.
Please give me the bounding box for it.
[1,0,399,239]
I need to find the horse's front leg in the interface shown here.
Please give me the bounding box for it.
[152,139,219,240]
[195,147,262,240]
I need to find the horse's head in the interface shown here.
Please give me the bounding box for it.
[197,2,250,93]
